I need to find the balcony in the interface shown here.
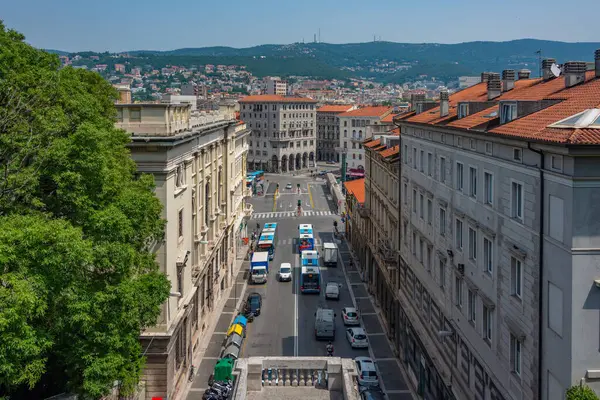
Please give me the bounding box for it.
[356,204,370,218]
[377,238,398,269]
[349,135,365,143]
[269,131,292,142]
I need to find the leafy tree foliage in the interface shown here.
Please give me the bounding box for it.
[0,21,170,399]
[567,385,600,400]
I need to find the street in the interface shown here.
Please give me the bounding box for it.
[187,172,414,400]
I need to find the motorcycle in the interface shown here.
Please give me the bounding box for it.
[326,345,334,357]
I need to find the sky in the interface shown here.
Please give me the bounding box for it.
[3,0,599,53]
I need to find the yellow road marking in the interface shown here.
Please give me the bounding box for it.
[272,191,277,212]
[308,184,315,210]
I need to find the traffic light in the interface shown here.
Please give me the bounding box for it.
[297,183,300,188]
[277,183,280,190]
[298,199,302,207]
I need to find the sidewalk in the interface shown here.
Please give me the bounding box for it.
[173,245,250,400]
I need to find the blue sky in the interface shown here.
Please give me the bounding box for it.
[3,0,598,52]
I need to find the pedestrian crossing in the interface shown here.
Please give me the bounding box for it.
[251,210,334,219]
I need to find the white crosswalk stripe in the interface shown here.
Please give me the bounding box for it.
[251,210,333,219]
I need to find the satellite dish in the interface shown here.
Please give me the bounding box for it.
[551,63,562,77]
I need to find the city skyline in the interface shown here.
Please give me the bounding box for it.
[3,0,599,53]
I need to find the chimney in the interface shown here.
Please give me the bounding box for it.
[487,76,502,100]
[411,93,425,112]
[481,72,490,83]
[502,69,516,92]
[439,89,449,117]
[114,84,132,104]
[542,58,556,81]
[563,61,587,88]
[595,49,600,78]
[518,69,531,80]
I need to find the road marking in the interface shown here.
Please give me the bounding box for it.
[272,192,277,212]
[294,251,299,357]
[308,184,315,210]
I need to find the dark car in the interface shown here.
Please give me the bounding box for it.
[359,386,386,400]
[244,292,262,317]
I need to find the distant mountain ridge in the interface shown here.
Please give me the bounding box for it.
[47,39,600,82]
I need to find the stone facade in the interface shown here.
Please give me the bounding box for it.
[317,105,355,162]
[116,91,251,400]
[239,95,318,173]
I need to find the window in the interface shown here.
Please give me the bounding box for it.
[420,150,424,172]
[455,219,463,250]
[484,172,493,205]
[483,237,493,274]
[457,137,463,147]
[458,103,469,119]
[403,145,408,164]
[456,162,464,191]
[427,152,433,176]
[510,334,522,376]
[439,208,446,236]
[178,209,184,238]
[412,232,417,255]
[440,157,447,183]
[513,148,522,161]
[455,277,463,307]
[483,306,493,342]
[485,142,493,155]
[501,103,517,124]
[419,238,424,262]
[129,107,141,122]
[403,222,408,244]
[427,199,433,225]
[412,189,417,213]
[511,181,524,221]
[551,155,563,171]
[469,167,477,197]
[413,148,417,169]
[511,257,522,298]
[404,184,408,204]
[419,194,424,219]
[468,290,476,323]
[468,227,477,260]
[427,246,432,271]
[470,139,476,150]
[439,259,446,288]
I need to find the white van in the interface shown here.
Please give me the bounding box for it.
[314,308,336,340]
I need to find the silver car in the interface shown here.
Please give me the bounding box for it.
[342,307,360,326]
[346,327,368,348]
[325,282,340,300]
[354,357,380,388]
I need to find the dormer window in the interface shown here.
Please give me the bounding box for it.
[500,102,517,124]
[458,103,469,119]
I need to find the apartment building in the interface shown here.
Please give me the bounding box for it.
[317,104,355,162]
[337,106,393,169]
[239,94,318,172]
[390,52,600,400]
[264,76,288,96]
[114,87,251,400]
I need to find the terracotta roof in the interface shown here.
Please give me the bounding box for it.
[318,105,354,113]
[380,145,400,158]
[363,139,382,148]
[344,178,365,203]
[447,105,499,130]
[239,95,317,103]
[381,113,398,123]
[340,106,393,118]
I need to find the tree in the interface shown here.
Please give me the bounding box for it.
[567,385,599,400]
[0,21,170,399]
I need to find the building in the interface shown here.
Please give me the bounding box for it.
[232,357,358,400]
[162,94,198,110]
[317,105,355,162]
[388,53,600,400]
[264,77,288,96]
[181,82,208,98]
[343,178,367,263]
[114,86,252,400]
[459,76,483,89]
[239,95,318,172]
[336,107,393,169]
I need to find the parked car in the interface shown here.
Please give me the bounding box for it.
[285,183,293,190]
[346,327,368,348]
[325,282,340,300]
[359,386,386,400]
[342,307,360,326]
[244,292,262,318]
[278,263,292,282]
[354,357,380,388]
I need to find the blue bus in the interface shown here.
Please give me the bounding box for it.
[298,224,314,251]
[262,222,278,234]
[257,233,276,260]
[300,265,321,293]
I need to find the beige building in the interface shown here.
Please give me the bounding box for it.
[115,87,251,400]
[239,95,318,172]
[264,77,288,96]
[317,105,355,162]
[336,106,393,169]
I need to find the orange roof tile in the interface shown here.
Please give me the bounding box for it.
[363,139,382,148]
[381,113,399,123]
[239,95,317,103]
[447,105,499,130]
[318,105,354,113]
[340,106,393,118]
[380,145,400,158]
[344,178,365,203]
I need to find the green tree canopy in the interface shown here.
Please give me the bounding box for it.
[567,385,600,400]
[0,21,170,399]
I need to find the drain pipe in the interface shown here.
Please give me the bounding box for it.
[528,142,545,399]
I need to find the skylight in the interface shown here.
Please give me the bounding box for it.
[548,109,600,129]
[483,111,498,119]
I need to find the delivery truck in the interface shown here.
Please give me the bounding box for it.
[322,242,338,267]
[250,251,269,284]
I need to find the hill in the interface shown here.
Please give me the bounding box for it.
[56,39,600,83]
